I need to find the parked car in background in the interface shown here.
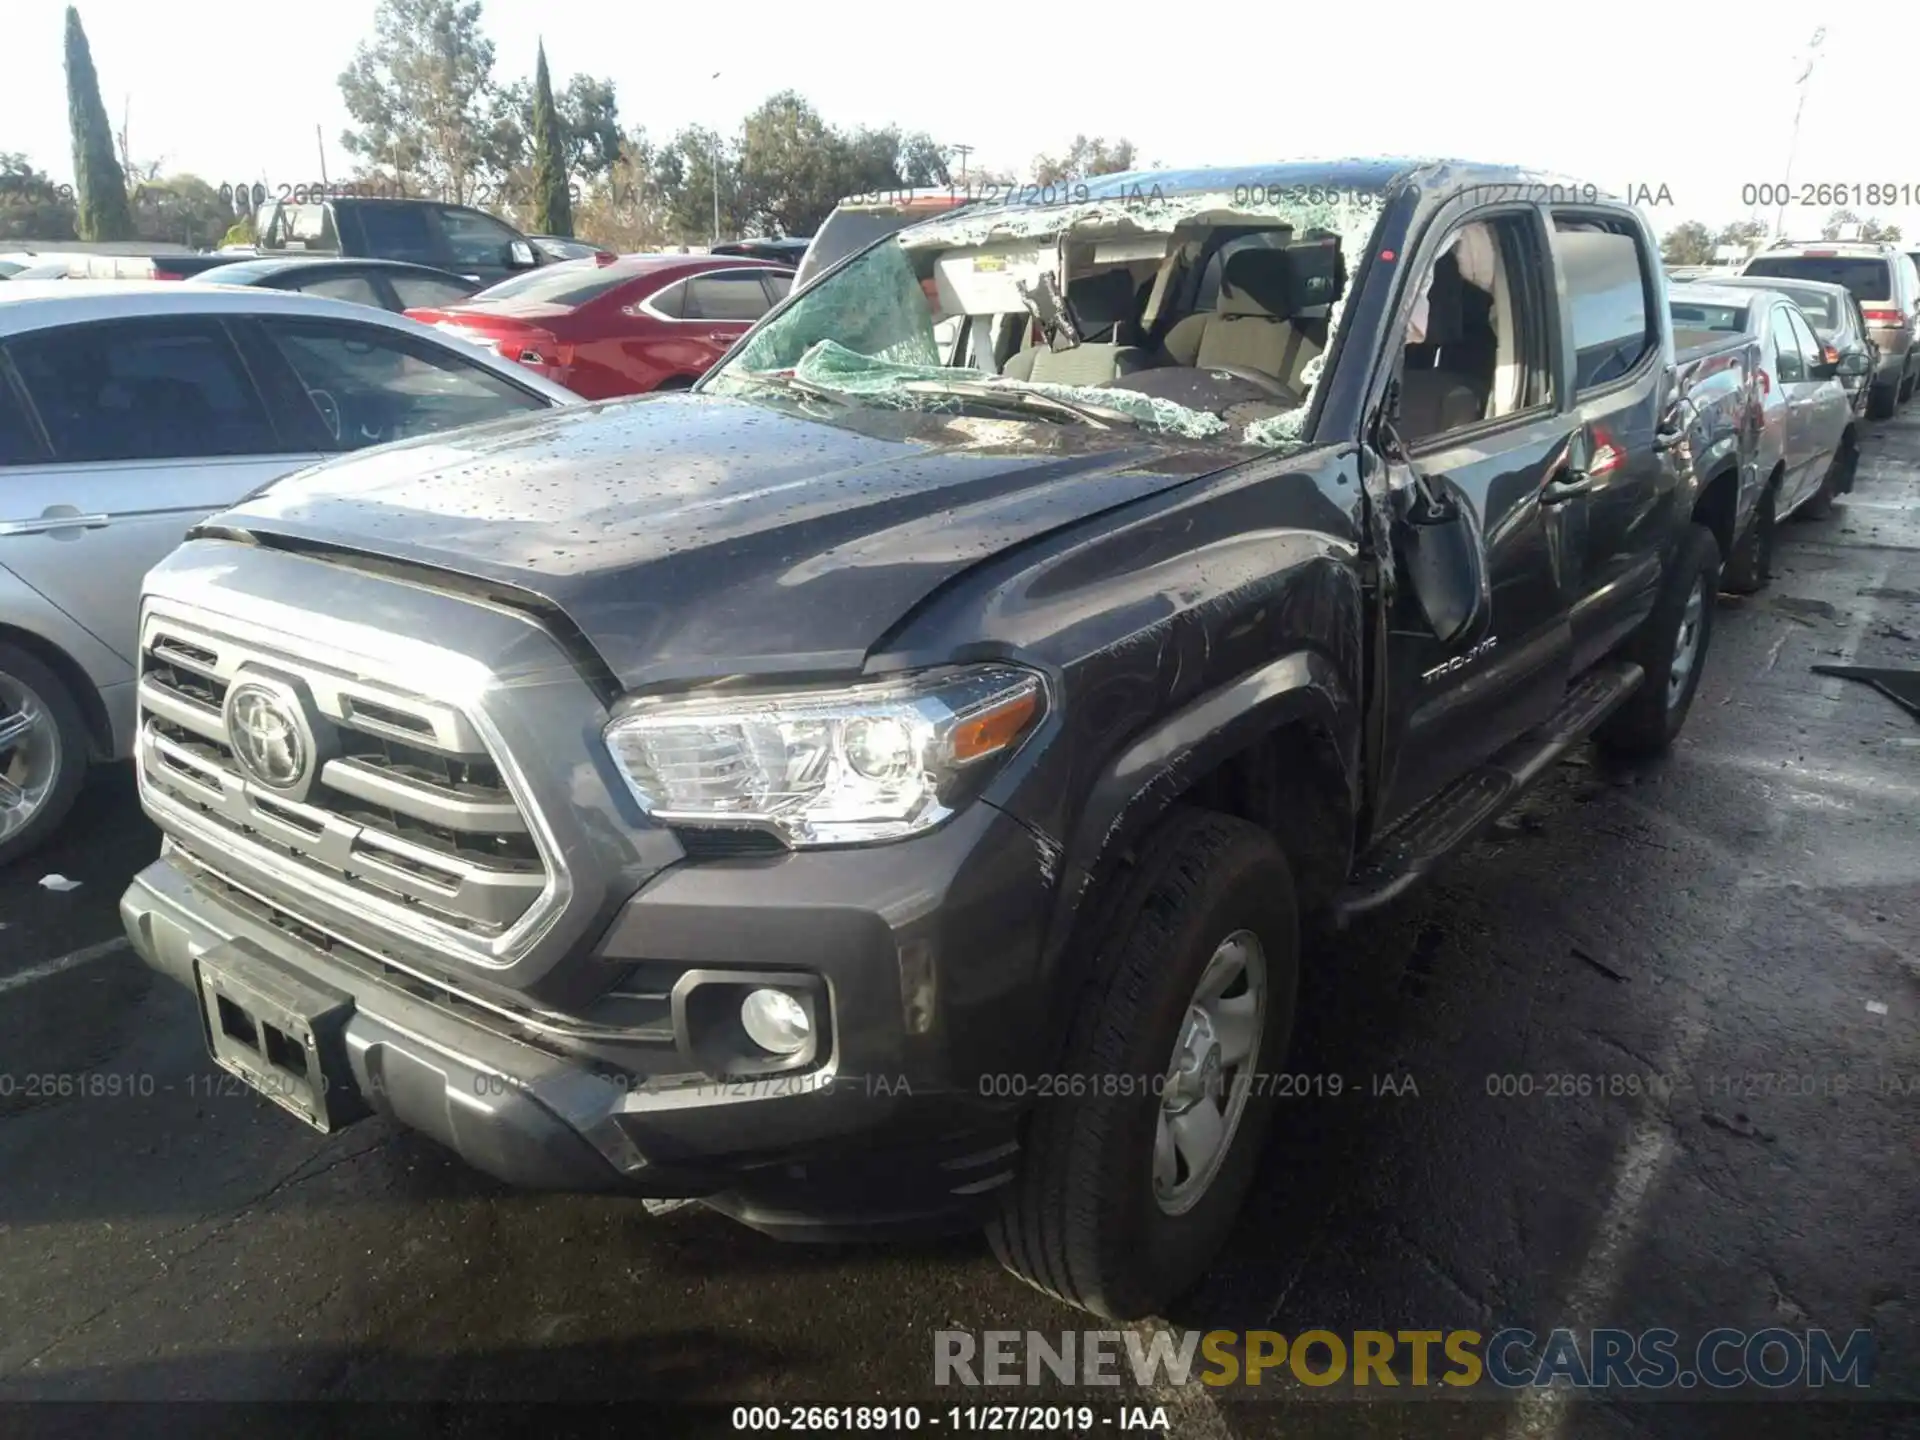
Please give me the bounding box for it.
[530,234,613,263]
[791,188,973,290]
[195,256,479,313]
[712,237,811,266]
[404,254,792,398]
[0,248,249,281]
[1669,282,1855,591]
[251,196,552,289]
[0,281,580,864]
[1742,240,1920,418]
[1679,273,1877,419]
[124,160,1732,1322]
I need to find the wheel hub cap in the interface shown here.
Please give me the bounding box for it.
[0,675,58,845]
[1153,929,1266,1216]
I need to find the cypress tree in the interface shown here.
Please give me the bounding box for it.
[529,43,572,237]
[64,7,133,241]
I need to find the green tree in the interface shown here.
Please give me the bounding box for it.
[528,43,571,235]
[1031,135,1137,184]
[130,174,234,248]
[736,92,842,237]
[560,75,622,182]
[1660,220,1714,266]
[64,7,133,240]
[655,125,749,243]
[0,153,79,241]
[338,0,516,204]
[1714,219,1767,254]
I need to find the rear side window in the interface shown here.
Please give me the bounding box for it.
[0,370,46,464]
[467,261,634,307]
[762,272,792,303]
[1553,215,1655,391]
[352,205,440,264]
[647,279,686,318]
[9,319,277,462]
[1743,256,1891,304]
[683,271,774,321]
[389,274,476,310]
[296,274,385,307]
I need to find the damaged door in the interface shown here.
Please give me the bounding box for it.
[1370,207,1579,829]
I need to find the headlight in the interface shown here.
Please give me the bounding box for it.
[603,665,1045,847]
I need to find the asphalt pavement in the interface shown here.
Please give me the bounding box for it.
[1,417,1916,1439]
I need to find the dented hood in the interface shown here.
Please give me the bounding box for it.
[213,392,1229,690]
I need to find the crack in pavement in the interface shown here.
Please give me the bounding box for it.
[0,1133,393,1383]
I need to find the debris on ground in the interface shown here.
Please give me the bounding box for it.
[37,874,81,892]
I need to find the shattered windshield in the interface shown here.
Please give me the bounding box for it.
[706,185,1389,450]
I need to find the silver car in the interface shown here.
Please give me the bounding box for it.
[1668,283,1856,587]
[0,281,581,863]
[1741,240,1920,418]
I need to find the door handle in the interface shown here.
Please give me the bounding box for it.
[0,512,111,536]
[1652,420,1686,452]
[1541,469,1593,504]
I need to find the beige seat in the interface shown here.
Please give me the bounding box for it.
[1160,248,1322,394]
[1002,270,1147,385]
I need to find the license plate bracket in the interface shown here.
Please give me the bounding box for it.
[195,941,370,1133]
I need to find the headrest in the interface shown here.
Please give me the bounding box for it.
[1065,268,1139,341]
[1419,252,1466,347]
[1218,247,1295,318]
[1286,238,1346,311]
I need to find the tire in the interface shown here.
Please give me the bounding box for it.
[1593,524,1720,760]
[988,808,1300,1320]
[0,643,91,869]
[1868,382,1897,421]
[1720,480,1776,595]
[653,375,695,392]
[1798,446,1847,521]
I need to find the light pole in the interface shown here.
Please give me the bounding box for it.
[710,71,723,248]
[1776,27,1825,240]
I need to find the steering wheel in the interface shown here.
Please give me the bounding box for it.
[308,387,342,442]
[1204,365,1298,402]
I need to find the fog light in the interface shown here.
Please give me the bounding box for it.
[740,988,811,1055]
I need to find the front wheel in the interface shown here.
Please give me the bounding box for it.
[0,643,91,868]
[989,809,1299,1320]
[1593,524,1719,759]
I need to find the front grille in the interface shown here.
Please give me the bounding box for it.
[137,613,550,947]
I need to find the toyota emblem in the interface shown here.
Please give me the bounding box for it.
[225,683,310,791]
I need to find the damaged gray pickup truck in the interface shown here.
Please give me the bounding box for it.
[123,160,1725,1320]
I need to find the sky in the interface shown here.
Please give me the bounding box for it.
[4,1,1904,242]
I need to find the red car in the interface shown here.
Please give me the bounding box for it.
[404,254,794,399]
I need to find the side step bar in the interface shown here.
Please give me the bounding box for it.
[1332,660,1644,925]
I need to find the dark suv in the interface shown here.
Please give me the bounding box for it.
[123,160,1724,1319]
[252,197,550,289]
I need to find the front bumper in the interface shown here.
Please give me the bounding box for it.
[124,797,1055,1236]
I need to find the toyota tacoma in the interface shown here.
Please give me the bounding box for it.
[122,160,1724,1319]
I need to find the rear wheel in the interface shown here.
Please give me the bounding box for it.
[1799,439,1853,521]
[0,644,90,868]
[989,809,1299,1320]
[1594,524,1719,760]
[1869,382,1898,420]
[1720,480,1776,595]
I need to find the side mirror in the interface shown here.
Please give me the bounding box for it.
[507,240,536,268]
[1394,469,1492,647]
[1840,351,1871,376]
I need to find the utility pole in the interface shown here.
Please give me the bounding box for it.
[315,124,329,188]
[711,72,723,248]
[1776,27,1825,240]
[949,143,972,184]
